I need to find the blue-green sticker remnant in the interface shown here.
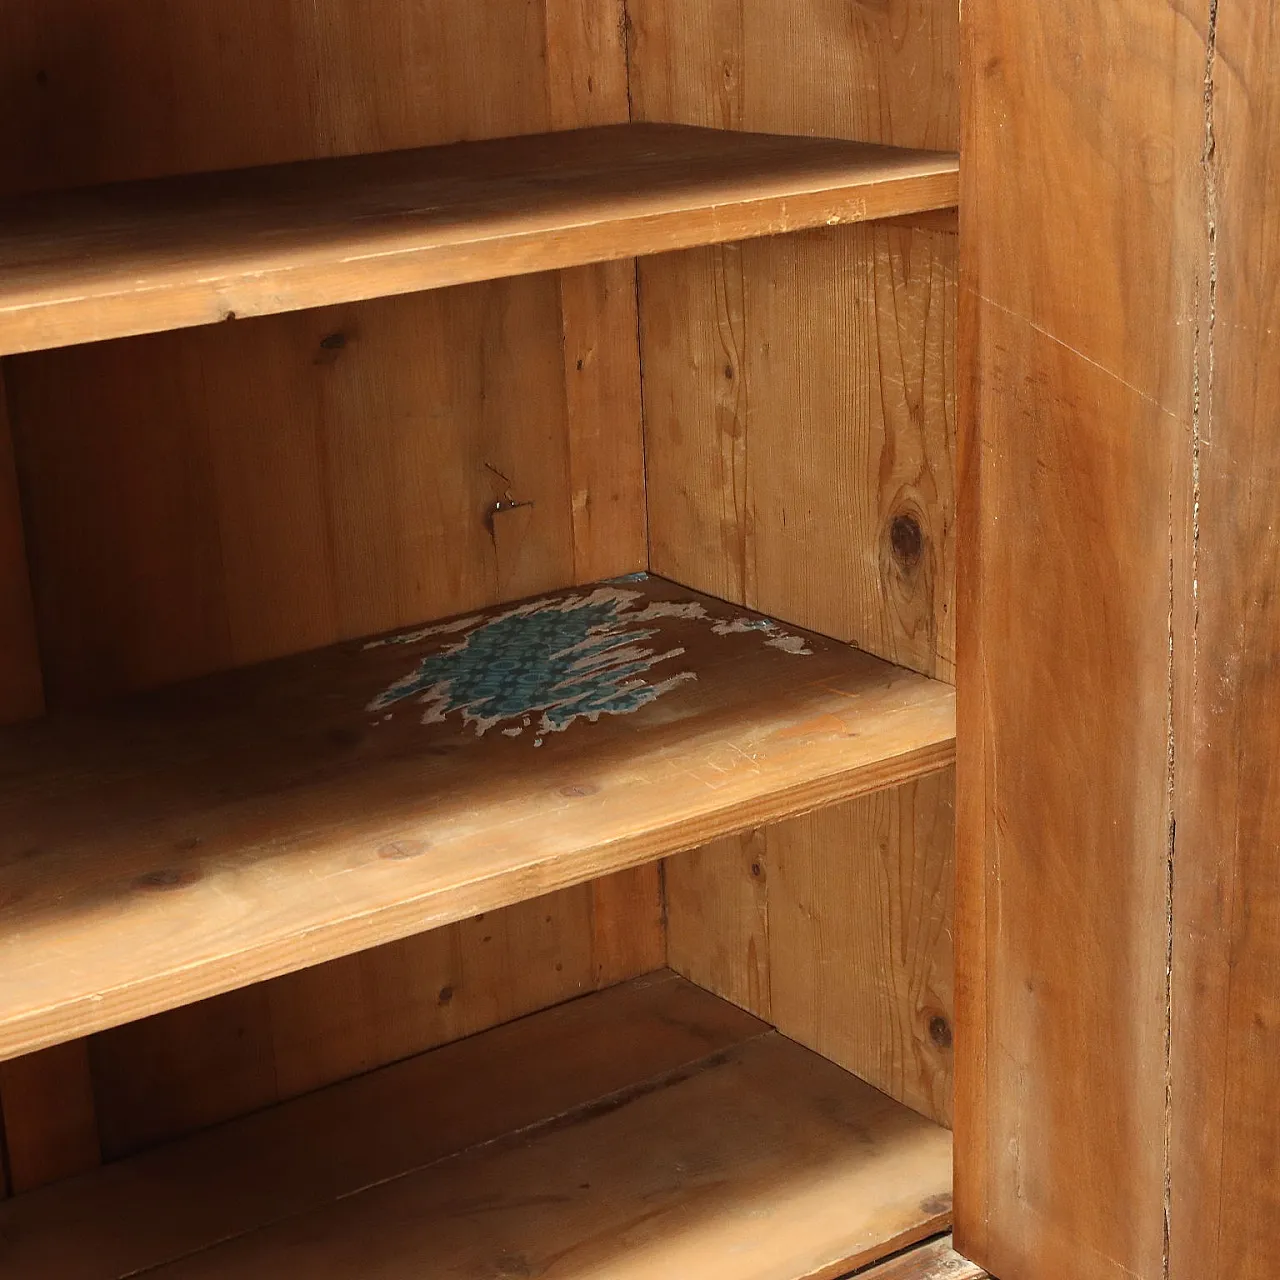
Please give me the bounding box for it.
[365,586,812,741]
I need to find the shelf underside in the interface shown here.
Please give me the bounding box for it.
[0,973,954,1280]
[0,576,955,1060]
[0,123,959,355]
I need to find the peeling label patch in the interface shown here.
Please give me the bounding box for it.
[367,587,815,741]
[713,615,814,655]
[367,587,696,738]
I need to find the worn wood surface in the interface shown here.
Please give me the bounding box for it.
[642,223,957,678]
[0,0,655,1192]
[957,0,1207,1275]
[0,976,952,1280]
[630,0,958,680]
[1170,2,1280,1275]
[0,974,769,1278]
[668,771,954,1127]
[855,1237,985,1279]
[0,576,954,1061]
[9,280,597,703]
[0,126,957,356]
[88,868,661,1159]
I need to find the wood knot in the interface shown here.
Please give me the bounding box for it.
[928,1014,953,1050]
[559,783,599,798]
[889,513,925,569]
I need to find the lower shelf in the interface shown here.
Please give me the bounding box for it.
[0,973,953,1280]
[0,574,955,1060]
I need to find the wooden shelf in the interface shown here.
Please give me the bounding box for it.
[0,576,954,1061]
[0,972,954,1279]
[0,123,959,355]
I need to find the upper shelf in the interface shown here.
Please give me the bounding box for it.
[0,576,955,1061]
[0,123,959,356]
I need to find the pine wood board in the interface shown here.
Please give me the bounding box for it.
[0,576,955,1060]
[1169,2,1280,1274]
[855,1237,985,1279]
[667,772,955,1127]
[0,124,957,355]
[152,1035,950,1280]
[0,0,653,1195]
[0,974,951,1280]
[630,3,959,683]
[86,868,662,1162]
[957,0,1206,1273]
[6,275,645,707]
[0,974,771,1278]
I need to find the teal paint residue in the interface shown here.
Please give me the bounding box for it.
[367,588,696,739]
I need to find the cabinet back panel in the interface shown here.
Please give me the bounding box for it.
[7,277,641,705]
[629,0,958,680]
[0,0,560,195]
[666,771,955,1129]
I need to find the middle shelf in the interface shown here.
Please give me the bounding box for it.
[0,122,959,355]
[0,575,955,1061]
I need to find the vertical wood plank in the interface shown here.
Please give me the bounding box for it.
[629,0,958,150]
[0,1,553,197]
[667,828,772,1019]
[1170,2,1280,1274]
[545,0,648,587]
[559,261,648,584]
[0,369,42,725]
[0,1042,100,1193]
[665,774,955,1127]
[768,772,955,1127]
[90,987,277,1162]
[958,0,1207,1272]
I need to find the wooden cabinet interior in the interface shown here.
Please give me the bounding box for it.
[0,2,960,1276]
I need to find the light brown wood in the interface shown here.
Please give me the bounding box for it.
[643,223,957,678]
[0,576,954,1061]
[8,280,594,705]
[629,3,958,680]
[0,976,951,1280]
[0,1041,99,1194]
[0,125,957,356]
[854,1237,985,1279]
[628,0,958,151]
[87,868,663,1158]
[559,260,648,583]
[668,772,955,1126]
[148,1034,949,1280]
[957,0,1205,1270]
[0,974,771,1279]
[0,0,663,1180]
[957,301,1175,1280]
[1170,3,1280,1275]
[0,370,42,725]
